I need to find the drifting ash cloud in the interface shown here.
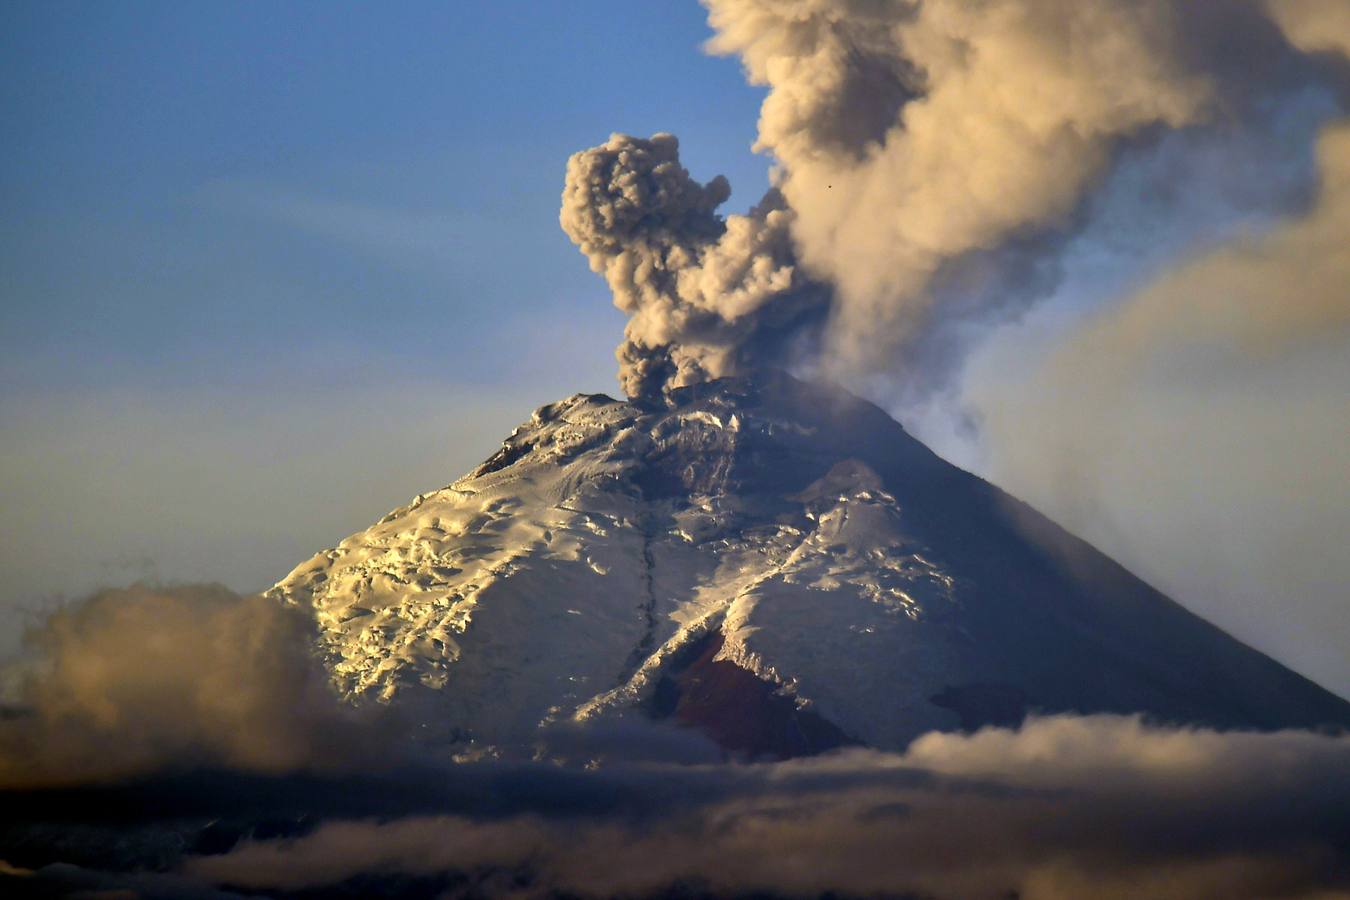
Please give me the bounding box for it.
[961,10,1350,695]
[1,587,1348,899]
[563,0,1345,398]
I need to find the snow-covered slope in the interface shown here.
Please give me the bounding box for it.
[269,372,1350,756]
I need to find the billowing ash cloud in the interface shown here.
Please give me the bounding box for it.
[709,0,1219,365]
[560,133,828,398]
[563,0,1347,396]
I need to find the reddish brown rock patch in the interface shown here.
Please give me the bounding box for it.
[652,631,855,760]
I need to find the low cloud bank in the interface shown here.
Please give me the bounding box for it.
[2,586,1348,899]
[0,584,396,788]
[179,716,1350,899]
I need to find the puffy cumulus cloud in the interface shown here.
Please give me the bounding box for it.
[966,121,1350,695]
[0,584,395,787]
[561,133,828,398]
[903,710,1350,787]
[172,716,1350,899]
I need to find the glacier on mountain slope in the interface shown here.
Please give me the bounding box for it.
[269,373,1350,756]
[269,383,962,749]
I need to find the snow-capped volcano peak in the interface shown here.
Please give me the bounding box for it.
[269,372,1350,758]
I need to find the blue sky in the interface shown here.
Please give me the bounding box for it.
[0,1,770,626]
[1,1,770,394]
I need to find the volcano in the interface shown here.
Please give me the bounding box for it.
[269,372,1350,758]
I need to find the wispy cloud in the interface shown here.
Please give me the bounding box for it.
[197,179,477,275]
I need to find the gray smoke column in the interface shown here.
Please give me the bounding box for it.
[560,132,827,398]
[562,1,1349,398]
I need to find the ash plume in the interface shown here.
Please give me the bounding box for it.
[560,132,828,398]
[563,0,1349,397]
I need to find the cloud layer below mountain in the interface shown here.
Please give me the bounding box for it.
[2,585,1348,899]
[174,717,1346,899]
